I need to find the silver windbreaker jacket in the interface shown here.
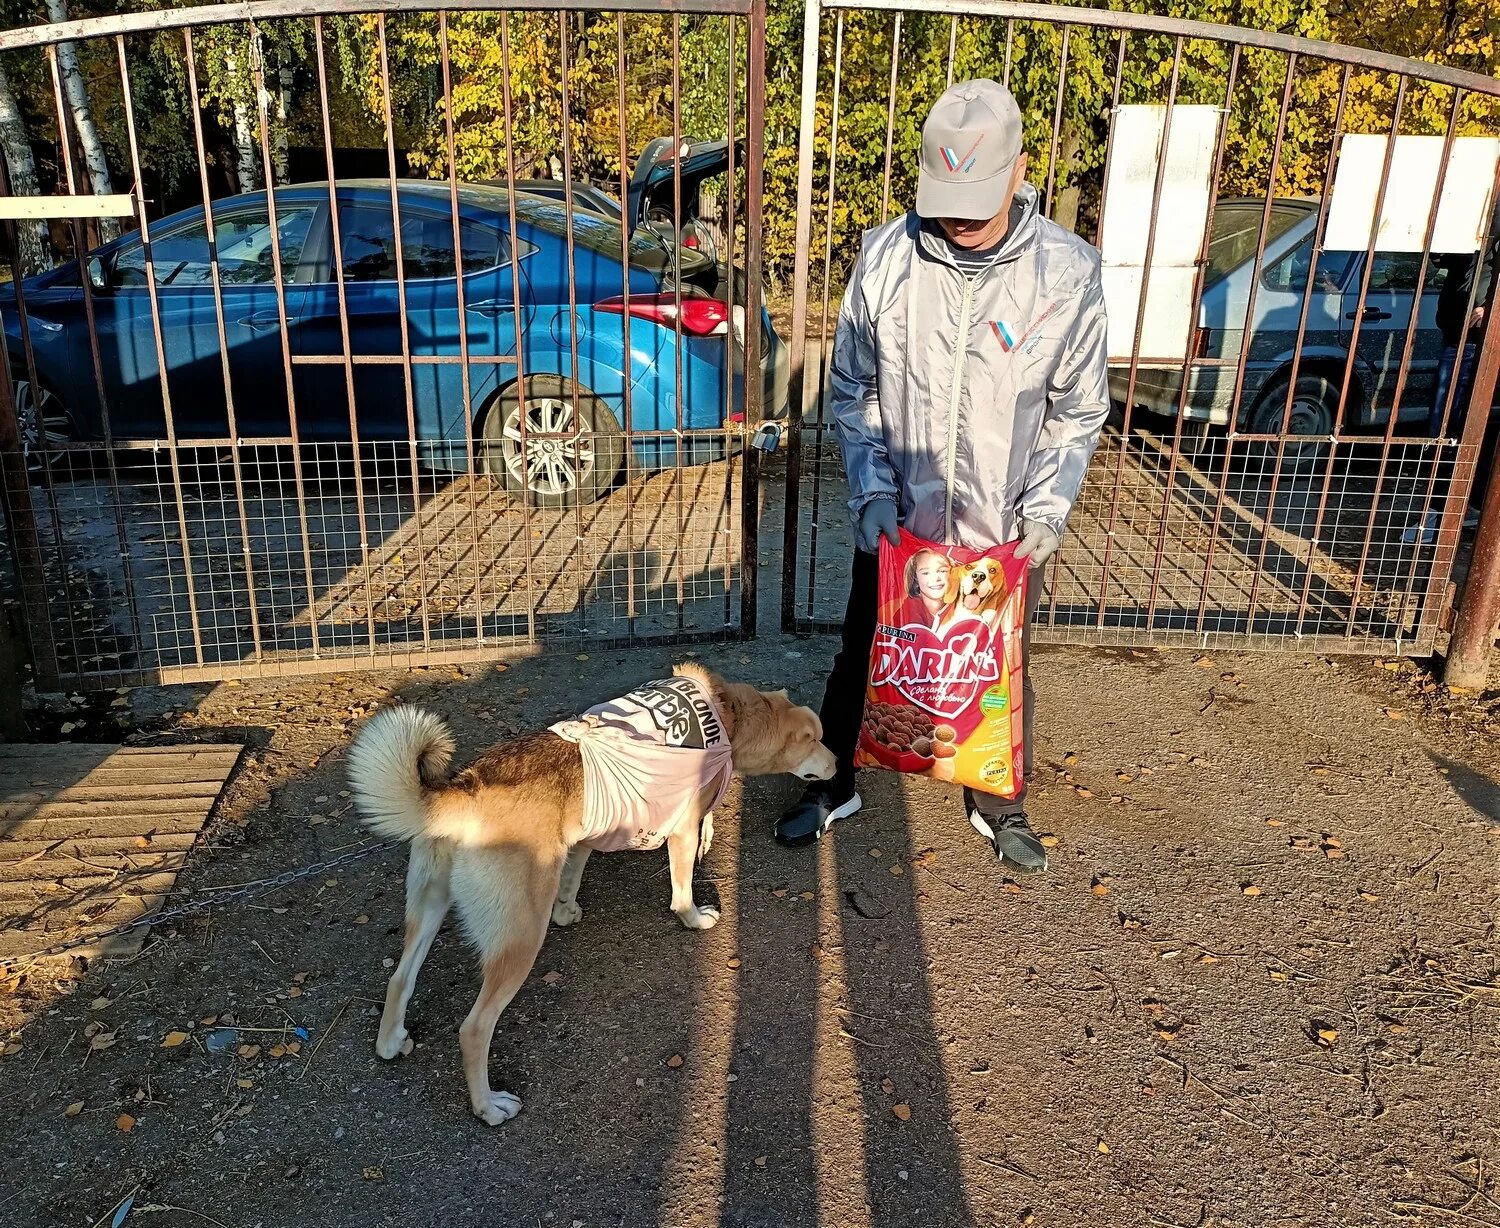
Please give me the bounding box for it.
[829,183,1110,549]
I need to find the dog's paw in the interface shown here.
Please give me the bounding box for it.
[472,1090,522,1126]
[676,904,720,931]
[551,899,584,927]
[375,1026,414,1060]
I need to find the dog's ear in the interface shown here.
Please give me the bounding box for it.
[944,570,961,604]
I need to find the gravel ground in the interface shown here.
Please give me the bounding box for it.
[1,636,1497,1228]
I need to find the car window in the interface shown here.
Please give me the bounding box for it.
[113,205,317,289]
[1262,238,1356,295]
[1361,251,1449,294]
[336,202,514,282]
[1205,203,1307,286]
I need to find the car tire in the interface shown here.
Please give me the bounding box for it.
[1245,374,1337,474]
[10,366,73,479]
[478,375,625,508]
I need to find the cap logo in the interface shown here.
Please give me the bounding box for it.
[940,134,985,174]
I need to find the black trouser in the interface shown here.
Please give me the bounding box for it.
[819,550,1039,818]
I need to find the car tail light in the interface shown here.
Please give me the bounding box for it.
[595,293,730,337]
[683,231,699,249]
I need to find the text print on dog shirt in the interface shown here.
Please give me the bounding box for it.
[550,676,735,852]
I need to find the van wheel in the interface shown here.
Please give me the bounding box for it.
[1245,375,1337,473]
[478,375,625,508]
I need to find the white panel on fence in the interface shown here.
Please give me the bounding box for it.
[1324,135,1500,254]
[1099,104,1222,362]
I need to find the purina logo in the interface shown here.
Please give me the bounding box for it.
[940,134,985,174]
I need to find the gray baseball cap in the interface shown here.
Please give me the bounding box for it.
[916,79,1024,221]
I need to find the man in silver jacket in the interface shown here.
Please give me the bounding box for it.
[776,78,1110,873]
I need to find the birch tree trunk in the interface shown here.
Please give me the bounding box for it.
[225,52,259,192]
[0,61,51,275]
[43,0,117,242]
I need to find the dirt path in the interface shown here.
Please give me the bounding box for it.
[1,639,1496,1227]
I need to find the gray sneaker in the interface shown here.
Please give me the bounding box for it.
[969,809,1049,874]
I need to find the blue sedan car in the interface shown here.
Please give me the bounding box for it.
[5,180,788,506]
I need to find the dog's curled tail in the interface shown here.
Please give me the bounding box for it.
[346,705,456,844]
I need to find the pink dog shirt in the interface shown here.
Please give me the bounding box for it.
[549,676,734,853]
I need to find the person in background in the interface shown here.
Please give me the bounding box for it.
[775,79,1110,874]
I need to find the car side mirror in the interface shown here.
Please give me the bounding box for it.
[85,255,108,292]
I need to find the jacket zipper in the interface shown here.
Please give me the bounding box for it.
[943,275,976,541]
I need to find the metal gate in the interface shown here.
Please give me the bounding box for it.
[0,0,767,689]
[783,0,1500,654]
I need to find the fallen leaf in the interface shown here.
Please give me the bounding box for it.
[238,1044,261,1060]
[89,1031,118,1051]
[64,1101,84,1117]
[236,1078,253,1089]
[160,1031,189,1049]
[269,1044,287,1059]
[666,1053,684,1069]
[1324,848,1346,860]
[754,1156,767,1168]
[867,847,883,858]
[1075,786,1095,799]
[1097,1141,1111,1154]
[881,1077,895,1094]
[1358,890,1380,903]
[89,996,111,1011]
[1091,882,1111,898]
[1387,1022,1407,1034]
[134,835,151,849]
[801,890,816,899]
[1194,655,1214,668]
[1155,1022,1181,1041]
[771,888,788,899]
[541,970,562,985]
[285,1041,301,1055]
[726,957,742,969]
[1038,835,1060,849]
[1384,708,1405,720]
[891,1104,912,1121]
[115,1113,135,1132]
[1264,818,1284,828]
[1116,772,1134,783]
[1323,836,1343,849]
[363,1166,384,1181]
[200,1015,218,1026]
[1241,884,1262,897]
[1316,1027,1339,1046]
[576,653,590,662]
[889,864,904,877]
[1001,882,1024,895]
[353,914,369,926]
[1269,969,1290,983]
[1062,752,1079,766]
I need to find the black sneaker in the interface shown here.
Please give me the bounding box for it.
[775,782,862,847]
[969,809,1048,874]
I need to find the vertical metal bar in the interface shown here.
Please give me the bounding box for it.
[721,12,738,629]
[738,0,767,637]
[1043,25,1070,219]
[118,38,228,668]
[1002,19,1014,89]
[1340,84,1459,634]
[1269,66,1353,638]
[312,15,376,653]
[498,11,537,644]
[47,45,159,664]
[436,13,484,649]
[616,12,638,636]
[0,152,60,683]
[672,12,687,630]
[1326,78,1407,638]
[1048,29,1127,625]
[946,14,958,88]
[879,13,901,225]
[244,22,321,659]
[1190,47,1297,639]
[555,9,587,635]
[374,15,432,652]
[1092,35,1187,628]
[781,0,822,632]
[1396,155,1500,637]
[1146,43,1246,630]
[803,10,845,622]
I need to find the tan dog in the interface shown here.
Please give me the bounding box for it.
[942,557,1009,630]
[345,663,835,1126]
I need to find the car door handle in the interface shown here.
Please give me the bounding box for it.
[1346,306,1392,321]
[467,300,515,318]
[236,313,282,333]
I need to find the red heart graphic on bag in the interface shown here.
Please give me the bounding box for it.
[869,618,1002,721]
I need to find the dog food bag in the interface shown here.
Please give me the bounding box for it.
[855,533,1027,798]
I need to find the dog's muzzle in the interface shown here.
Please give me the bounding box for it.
[795,746,838,781]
